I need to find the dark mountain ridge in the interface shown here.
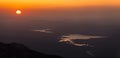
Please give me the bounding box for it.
[0,42,64,58]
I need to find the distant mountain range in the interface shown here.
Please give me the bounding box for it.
[0,42,64,58]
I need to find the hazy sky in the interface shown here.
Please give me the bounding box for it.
[0,0,120,9]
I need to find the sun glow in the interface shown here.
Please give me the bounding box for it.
[16,10,22,14]
[0,0,120,9]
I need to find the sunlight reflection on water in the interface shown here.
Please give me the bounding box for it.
[59,34,105,46]
[32,29,53,33]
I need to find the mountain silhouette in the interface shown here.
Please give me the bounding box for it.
[0,42,64,58]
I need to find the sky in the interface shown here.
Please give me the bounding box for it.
[0,0,120,9]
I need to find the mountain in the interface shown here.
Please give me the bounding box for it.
[0,42,64,58]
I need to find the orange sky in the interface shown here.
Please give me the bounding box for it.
[0,0,120,9]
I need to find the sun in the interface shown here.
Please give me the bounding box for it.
[16,10,22,14]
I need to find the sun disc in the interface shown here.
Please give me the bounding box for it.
[16,10,22,14]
